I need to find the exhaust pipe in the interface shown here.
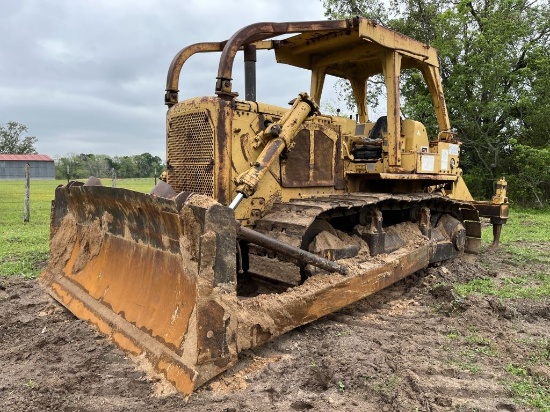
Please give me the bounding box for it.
[244,44,256,101]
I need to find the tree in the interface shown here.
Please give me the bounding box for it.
[504,141,550,207]
[84,154,111,178]
[55,153,165,179]
[55,154,111,179]
[55,154,86,179]
[323,0,550,203]
[134,152,163,178]
[114,156,139,178]
[0,122,38,154]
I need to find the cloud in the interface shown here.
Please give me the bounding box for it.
[0,0,341,159]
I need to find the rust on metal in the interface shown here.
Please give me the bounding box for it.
[41,184,480,395]
[233,238,431,351]
[165,42,225,107]
[214,98,233,206]
[40,17,507,400]
[377,173,458,181]
[471,202,509,220]
[471,201,509,248]
[215,20,353,96]
[41,187,239,396]
[234,93,317,198]
[281,127,340,188]
[238,225,349,275]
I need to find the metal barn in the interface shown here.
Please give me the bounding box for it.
[0,154,55,179]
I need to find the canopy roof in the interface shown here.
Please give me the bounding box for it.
[273,18,439,80]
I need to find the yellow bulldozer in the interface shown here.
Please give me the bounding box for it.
[40,18,509,396]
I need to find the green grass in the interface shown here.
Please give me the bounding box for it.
[481,207,550,266]
[457,207,550,302]
[505,338,550,410]
[442,331,549,409]
[454,273,550,300]
[504,244,550,265]
[0,178,155,278]
[505,364,550,410]
[452,209,550,410]
[481,207,550,244]
[444,328,498,373]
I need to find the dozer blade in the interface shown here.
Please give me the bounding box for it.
[40,184,239,396]
[40,185,462,397]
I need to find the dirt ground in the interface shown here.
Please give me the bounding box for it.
[1,244,549,412]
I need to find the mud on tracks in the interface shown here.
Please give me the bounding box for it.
[1,245,549,411]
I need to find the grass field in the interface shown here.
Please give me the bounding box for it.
[0,178,156,278]
[0,178,548,278]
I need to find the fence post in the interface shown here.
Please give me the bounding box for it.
[112,168,117,188]
[24,163,30,222]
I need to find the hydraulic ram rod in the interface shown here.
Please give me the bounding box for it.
[232,93,318,200]
[237,225,349,276]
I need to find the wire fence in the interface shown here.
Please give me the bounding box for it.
[0,179,57,225]
[0,178,155,225]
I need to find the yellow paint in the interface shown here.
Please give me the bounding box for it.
[50,282,114,336]
[158,359,196,396]
[112,332,142,356]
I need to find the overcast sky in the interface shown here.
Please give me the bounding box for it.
[0,0,347,160]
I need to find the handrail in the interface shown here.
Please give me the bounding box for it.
[215,19,354,97]
[164,19,355,106]
[165,42,225,107]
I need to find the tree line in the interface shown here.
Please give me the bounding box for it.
[324,0,550,207]
[54,153,164,180]
[0,122,164,180]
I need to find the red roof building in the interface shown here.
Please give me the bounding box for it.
[0,154,54,162]
[0,154,55,179]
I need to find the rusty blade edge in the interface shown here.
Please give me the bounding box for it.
[39,270,200,397]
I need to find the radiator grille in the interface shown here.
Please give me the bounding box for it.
[167,110,215,196]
